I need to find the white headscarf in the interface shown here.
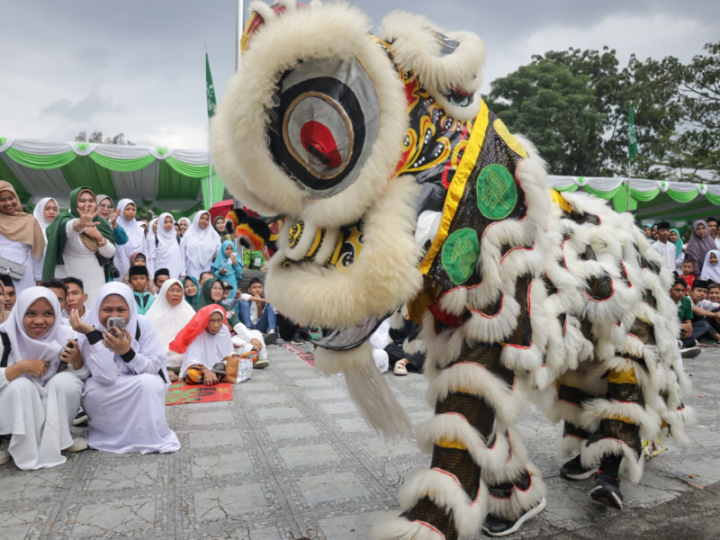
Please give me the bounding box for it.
[145,279,196,348]
[88,281,139,336]
[179,308,234,378]
[0,286,75,390]
[114,199,145,277]
[182,211,221,268]
[152,213,184,278]
[701,250,720,283]
[177,217,191,235]
[32,197,58,239]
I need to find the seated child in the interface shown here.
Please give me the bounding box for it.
[670,274,704,350]
[239,278,277,338]
[170,305,236,386]
[688,280,720,342]
[129,266,155,315]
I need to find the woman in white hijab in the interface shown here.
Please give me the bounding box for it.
[145,279,196,382]
[32,197,59,241]
[70,282,180,454]
[180,210,221,279]
[113,199,145,280]
[700,250,720,283]
[0,287,88,469]
[148,213,184,279]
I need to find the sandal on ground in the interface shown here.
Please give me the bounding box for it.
[393,360,408,376]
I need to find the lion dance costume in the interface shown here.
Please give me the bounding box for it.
[210,2,694,537]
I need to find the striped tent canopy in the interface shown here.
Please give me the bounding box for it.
[549,175,720,230]
[0,137,225,217]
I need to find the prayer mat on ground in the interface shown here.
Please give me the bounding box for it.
[165,382,233,406]
[284,343,316,368]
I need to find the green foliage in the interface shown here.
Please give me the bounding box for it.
[486,59,604,175]
[486,40,720,182]
[74,131,135,146]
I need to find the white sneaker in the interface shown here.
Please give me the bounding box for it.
[0,447,10,466]
[66,437,88,453]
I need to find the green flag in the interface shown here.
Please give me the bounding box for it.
[628,101,639,161]
[206,52,217,119]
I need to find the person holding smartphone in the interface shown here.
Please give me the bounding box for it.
[70,282,180,455]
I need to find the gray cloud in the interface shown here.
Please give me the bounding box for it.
[1,0,719,149]
[39,92,125,123]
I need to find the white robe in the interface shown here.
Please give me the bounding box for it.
[0,287,87,470]
[150,214,184,279]
[179,322,235,379]
[78,282,180,454]
[113,200,145,280]
[54,220,116,308]
[0,233,42,294]
[145,279,196,369]
[180,211,221,279]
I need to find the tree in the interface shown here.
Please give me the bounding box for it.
[486,47,685,179]
[486,59,605,176]
[669,39,720,182]
[75,131,135,145]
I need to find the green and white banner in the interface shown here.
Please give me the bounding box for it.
[0,137,225,216]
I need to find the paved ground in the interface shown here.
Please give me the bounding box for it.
[1,343,719,540]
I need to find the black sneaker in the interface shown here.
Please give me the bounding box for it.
[291,331,307,344]
[264,331,278,346]
[482,497,547,537]
[211,363,227,378]
[72,408,89,426]
[680,346,701,359]
[560,455,598,481]
[589,471,623,509]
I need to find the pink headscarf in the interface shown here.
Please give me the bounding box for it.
[685,220,716,276]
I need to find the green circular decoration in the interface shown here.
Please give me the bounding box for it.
[441,228,480,285]
[476,164,518,220]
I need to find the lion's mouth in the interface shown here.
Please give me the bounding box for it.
[310,313,390,351]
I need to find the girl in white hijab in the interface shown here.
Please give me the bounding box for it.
[0,287,88,469]
[148,213,184,279]
[71,282,180,454]
[113,199,145,279]
[180,210,221,279]
[32,197,59,240]
[145,279,196,381]
[700,250,720,283]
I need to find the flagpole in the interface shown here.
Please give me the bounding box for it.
[206,42,213,210]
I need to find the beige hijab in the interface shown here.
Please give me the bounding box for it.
[0,181,46,260]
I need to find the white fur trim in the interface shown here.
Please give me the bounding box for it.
[581,438,645,483]
[485,462,547,521]
[212,2,409,229]
[398,468,486,538]
[315,342,413,439]
[426,362,524,427]
[381,11,485,94]
[265,176,423,328]
[579,399,662,443]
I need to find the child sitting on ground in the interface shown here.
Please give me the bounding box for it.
[129,266,155,315]
[688,280,720,342]
[170,305,235,386]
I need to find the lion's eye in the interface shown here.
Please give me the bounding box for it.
[268,57,380,199]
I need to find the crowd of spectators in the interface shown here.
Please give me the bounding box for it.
[0,182,424,472]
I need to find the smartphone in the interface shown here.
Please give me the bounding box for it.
[107,317,127,337]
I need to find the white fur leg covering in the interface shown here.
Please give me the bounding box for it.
[314,342,413,440]
[580,438,646,483]
[485,462,547,521]
[396,468,487,538]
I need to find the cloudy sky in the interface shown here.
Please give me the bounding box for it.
[1,0,718,150]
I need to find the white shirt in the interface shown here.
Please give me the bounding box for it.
[690,298,720,311]
[652,240,676,273]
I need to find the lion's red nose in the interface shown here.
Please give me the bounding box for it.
[300,121,342,169]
